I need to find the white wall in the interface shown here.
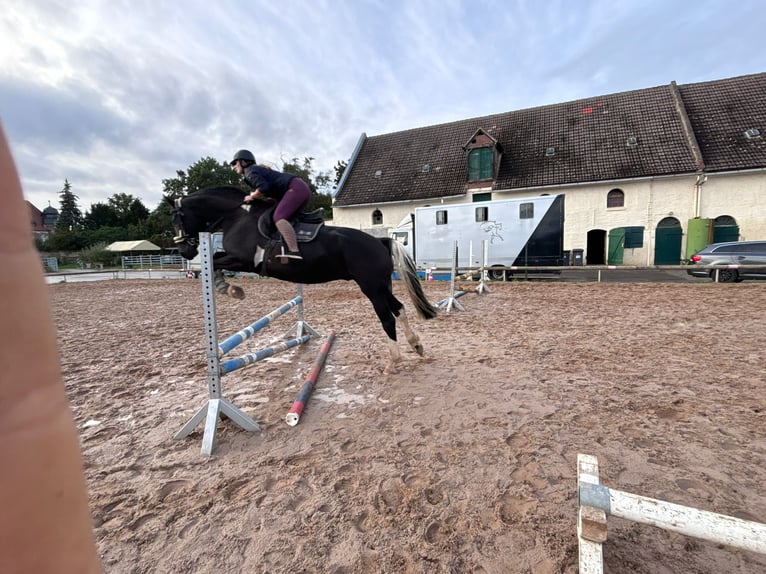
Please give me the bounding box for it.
[333,170,766,264]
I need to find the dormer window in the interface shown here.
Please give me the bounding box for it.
[468,148,493,181]
[463,128,503,184]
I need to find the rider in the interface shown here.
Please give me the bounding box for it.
[230,149,311,261]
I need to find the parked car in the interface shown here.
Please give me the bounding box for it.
[687,240,766,282]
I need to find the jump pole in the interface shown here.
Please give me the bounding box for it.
[577,453,766,573]
[285,330,336,426]
[174,232,318,456]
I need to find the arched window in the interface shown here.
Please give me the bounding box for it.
[607,189,624,208]
[372,209,383,225]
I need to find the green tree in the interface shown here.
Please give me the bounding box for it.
[56,180,83,231]
[108,193,150,227]
[162,157,241,198]
[83,202,119,229]
[332,160,347,188]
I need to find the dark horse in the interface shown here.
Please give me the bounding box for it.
[168,186,437,374]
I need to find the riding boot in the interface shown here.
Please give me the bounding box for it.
[275,219,302,261]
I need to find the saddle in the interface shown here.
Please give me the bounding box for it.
[257,205,324,244]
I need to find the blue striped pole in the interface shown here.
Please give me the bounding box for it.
[220,335,311,375]
[218,296,303,356]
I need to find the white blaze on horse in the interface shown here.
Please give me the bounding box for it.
[168,186,437,374]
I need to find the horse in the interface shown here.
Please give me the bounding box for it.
[168,186,437,374]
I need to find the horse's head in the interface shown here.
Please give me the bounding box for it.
[166,187,250,260]
[166,196,200,260]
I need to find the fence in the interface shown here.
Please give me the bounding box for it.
[40,256,58,272]
[121,254,184,269]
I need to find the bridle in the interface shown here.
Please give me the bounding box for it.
[171,198,195,246]
[171,196,223,246]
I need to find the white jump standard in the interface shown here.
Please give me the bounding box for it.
[577,453,766,573]
[174,232,319,456]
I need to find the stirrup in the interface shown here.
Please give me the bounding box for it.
[277,247,302,261]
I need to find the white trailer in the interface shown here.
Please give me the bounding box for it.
[390,194,565,279]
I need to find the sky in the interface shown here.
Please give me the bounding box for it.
[1,0,764,213]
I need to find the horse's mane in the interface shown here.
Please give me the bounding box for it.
[196,186,247,205]
[190,185,273,214]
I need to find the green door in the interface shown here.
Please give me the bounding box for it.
[713,225,739,243]
[655,223,682,265]
[608,228,625,265]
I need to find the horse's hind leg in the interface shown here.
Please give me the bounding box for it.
[361,286,402,374]
[394,302,424,357]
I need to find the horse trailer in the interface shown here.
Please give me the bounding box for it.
[390,194,565,279]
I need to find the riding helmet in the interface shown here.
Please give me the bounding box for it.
[230,149,256,165]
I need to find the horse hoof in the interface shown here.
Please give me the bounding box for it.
[413,343,424,356]
[229,286,245,300]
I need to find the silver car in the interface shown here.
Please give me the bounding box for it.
[687,240,766,282]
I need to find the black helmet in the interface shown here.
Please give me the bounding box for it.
[230,149,255,165]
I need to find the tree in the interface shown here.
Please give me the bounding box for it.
[332,160,347,188]
[56,180,83,231]
[107,193,149,227]
[162,157,241,199]
[83,202,119,229]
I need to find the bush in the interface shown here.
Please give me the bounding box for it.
[80,242,116,266]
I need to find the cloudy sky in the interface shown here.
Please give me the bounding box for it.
[2,0,763,213]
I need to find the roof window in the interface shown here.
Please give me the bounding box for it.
[545,147,555,157]
[626,135,638,147]
[744,128,761,141]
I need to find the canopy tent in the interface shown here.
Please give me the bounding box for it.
[106,240,162,252]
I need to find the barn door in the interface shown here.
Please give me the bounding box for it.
[713,215,739,243]
[608,228,625,265]
[654,218,682,265]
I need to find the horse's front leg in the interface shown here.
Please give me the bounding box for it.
[213,269,245,300]
[208,253,246,300]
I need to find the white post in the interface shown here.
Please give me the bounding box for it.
[174,232,260,456]
[577,454,605,574]
[476,239,491,295]
[437,240,465,313]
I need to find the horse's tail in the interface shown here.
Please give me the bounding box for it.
[388,239,438,320]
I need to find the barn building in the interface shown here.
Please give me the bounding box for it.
[332,73,766,265]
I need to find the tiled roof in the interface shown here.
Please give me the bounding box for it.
[679,74,766,171]
[334,73,766,207]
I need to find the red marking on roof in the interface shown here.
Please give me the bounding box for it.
[582,107,593,114]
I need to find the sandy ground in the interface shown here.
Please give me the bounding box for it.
[49,276,766,573]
